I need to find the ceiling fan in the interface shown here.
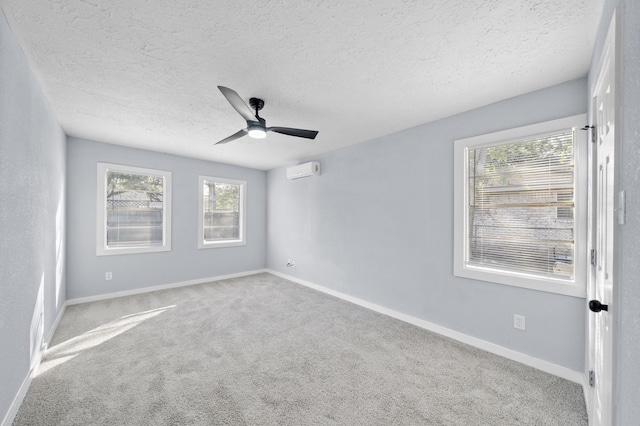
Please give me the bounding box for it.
[215,86,319,145]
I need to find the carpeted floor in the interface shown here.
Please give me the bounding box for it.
[14,273,588,425]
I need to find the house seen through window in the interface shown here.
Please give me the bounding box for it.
[454,115,586,297]
[467,132,574,280]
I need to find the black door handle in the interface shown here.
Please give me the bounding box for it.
[589,300,608,313]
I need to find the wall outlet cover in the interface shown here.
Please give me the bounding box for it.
[514,314,526,330]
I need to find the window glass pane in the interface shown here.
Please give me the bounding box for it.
[467,131,574,280]
[106,170,164,248]
[203,180,241,242]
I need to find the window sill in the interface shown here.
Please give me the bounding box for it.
[454,264,586,298]
[198,240,246,249]
[97,245,171,256]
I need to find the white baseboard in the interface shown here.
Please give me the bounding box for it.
[66,269,267,306]
[44,302,68,350]
[266,269,584,385]
[3,300,71,426]
[1,364,35,426]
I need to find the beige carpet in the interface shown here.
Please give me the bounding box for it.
[14,273,587,425]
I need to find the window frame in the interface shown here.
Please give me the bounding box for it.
[453,114,587,297]
[197,175,247,249]
[96,163,172,256]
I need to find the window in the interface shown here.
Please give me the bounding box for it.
[97,163,171,256]
[198,176,246,248]
[454,115,586,297]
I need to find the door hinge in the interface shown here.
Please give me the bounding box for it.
[589,370,596,387]
[580,125,596,142]
[591,249,597,266]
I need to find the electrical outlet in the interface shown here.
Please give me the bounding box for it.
[513,314,526,331]
[286,259,296,268]
[105,272,113,280]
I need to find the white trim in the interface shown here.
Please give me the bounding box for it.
[2,301,71,426]
[66,269,266,305]
[197,175,247,249]
[43,302,68,350]
[582,375,591,417]
[453,114,588,298]
[267,269,583,384]
[1,363,35,426]
[96,163,172,256]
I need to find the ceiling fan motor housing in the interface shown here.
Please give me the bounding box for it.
[247,121,267,138]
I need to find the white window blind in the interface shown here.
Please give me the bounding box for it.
[467,131,575,280]
[106,170,165,248]
[97,163,172,256]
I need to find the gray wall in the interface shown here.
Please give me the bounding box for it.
[66,138,266,299]
[0,10,67,423]
[267,79,588,371]
[589,1,640,424]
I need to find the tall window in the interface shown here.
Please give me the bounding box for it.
[454,115,586,297]
[198,176,246,248]
[97,163,171,256]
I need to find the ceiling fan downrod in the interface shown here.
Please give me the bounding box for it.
[249,97,264,119]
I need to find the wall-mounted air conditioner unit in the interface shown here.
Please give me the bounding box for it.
[286,162,320,180]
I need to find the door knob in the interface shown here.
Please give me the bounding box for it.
[589,299,608,313]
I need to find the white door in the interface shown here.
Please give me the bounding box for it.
[588,12,618,426]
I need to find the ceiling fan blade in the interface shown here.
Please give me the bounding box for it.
[214,129,247,145]
[218,86,256,122]
[268,127,318,140]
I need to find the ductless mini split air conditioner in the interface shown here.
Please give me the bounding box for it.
[286,161,320,180]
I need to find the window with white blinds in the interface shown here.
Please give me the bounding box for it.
[467,132,574,280]
[97,163,172,256]
[454,115,587,297]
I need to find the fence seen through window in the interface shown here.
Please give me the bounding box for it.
[106,170,164,248]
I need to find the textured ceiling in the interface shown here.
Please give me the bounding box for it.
[1,0,603,170]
